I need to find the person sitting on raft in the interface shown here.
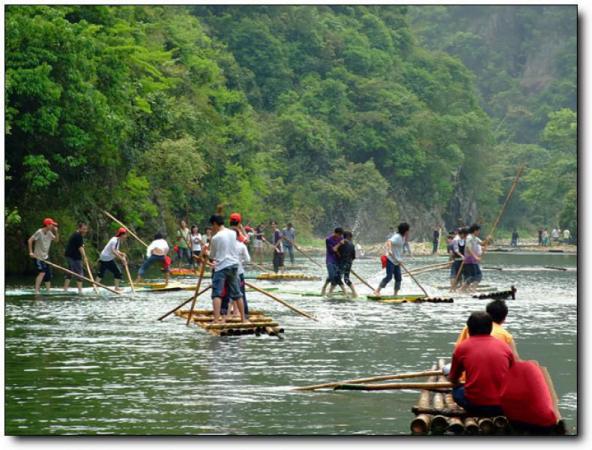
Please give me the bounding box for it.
[374,222,409,297]
[136,232,170,285]
[446,311,514,417]
[455,299,520,359]
[500,360,563,435]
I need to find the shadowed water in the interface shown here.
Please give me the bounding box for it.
[4,252,577,435]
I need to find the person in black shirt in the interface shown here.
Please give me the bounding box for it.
[334,231,357,298]
[63,222,89,294]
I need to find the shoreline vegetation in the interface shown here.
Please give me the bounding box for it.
[5,5,576,277]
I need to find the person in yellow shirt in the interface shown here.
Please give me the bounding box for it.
[455,299,520,359]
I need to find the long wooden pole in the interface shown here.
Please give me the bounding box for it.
[400,261,429,297]
[245,281,317,321]
[83,254,99,294]
[102,210,149,248]
[123,260,136,295]
[294,369,443,391]
[42,260,122,295]
[334,381,454,391]
[186,258,207,326]
[157,285,212,321]
[453,165,525,287]
[350,269,376,292]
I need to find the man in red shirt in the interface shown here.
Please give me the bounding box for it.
[448,311,514,416]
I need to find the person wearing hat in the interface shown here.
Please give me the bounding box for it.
[96,227,128,291]
[229,212,248,243]
[28,218,59,294]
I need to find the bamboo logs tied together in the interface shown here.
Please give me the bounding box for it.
[410,359,514,435]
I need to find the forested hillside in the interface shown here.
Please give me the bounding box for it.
[410,5,577,235]
[5,5,577,273]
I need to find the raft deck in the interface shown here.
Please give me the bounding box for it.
[256,273,321,281]
[410,360,565,435]
[175,309,284,338]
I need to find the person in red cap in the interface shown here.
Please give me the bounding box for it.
[96,227,128,291]
[28,218,59,294]
[229,212,249,244]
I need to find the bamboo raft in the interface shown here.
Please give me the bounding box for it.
[409,360,566,435]
[256,273,321,281]
[174,309,284,338]
[365,294,453,304]
[472,286,517,300]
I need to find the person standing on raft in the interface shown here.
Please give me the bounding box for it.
[374,222,409,297]
[28,218,59,294]
[320,227,346,297]
[271,221,285,274]
[63,222,89,295]
[136,232,171,284]
[333,230,357,298]
[282,222,296,265]
[96,227,128,291]
[208,215,247,324]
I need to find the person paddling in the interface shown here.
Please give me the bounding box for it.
[136,232,170,284]
[222,229,251,319]
[461,224,483,292]
[63,222,89,295]
[320,227,346,297]
[334,231,357,298]
[282,223,296,265]
[208,215,247,324]
[190,225,203,268]
[28,218,59,294]
[96,227,128,292]
[450,227,467,291]
[271,221,285,274]
[374,222,409,297]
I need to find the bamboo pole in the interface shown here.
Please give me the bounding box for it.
[157,287,213,318]
[42,260,121,295]
[123,260,136,295]
[295,369,442,391]
[333,381,453,391]
[399,261,429,297]
[186,258,207,326]
[245,281,317,321]
[350,269,376,292]
[453,165,525,288]
[101,210,149,248]
[83,255,99,294]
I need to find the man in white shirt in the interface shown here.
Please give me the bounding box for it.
[222,232,251,318]
[208,215,246,323]
[374,222,409,296]
[136,232,170,284]
[96,227,128,291]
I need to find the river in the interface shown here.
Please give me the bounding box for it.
[4,252,577,435]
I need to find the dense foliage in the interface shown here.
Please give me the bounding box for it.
[5,5,576,273]
[410,5,577,235]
